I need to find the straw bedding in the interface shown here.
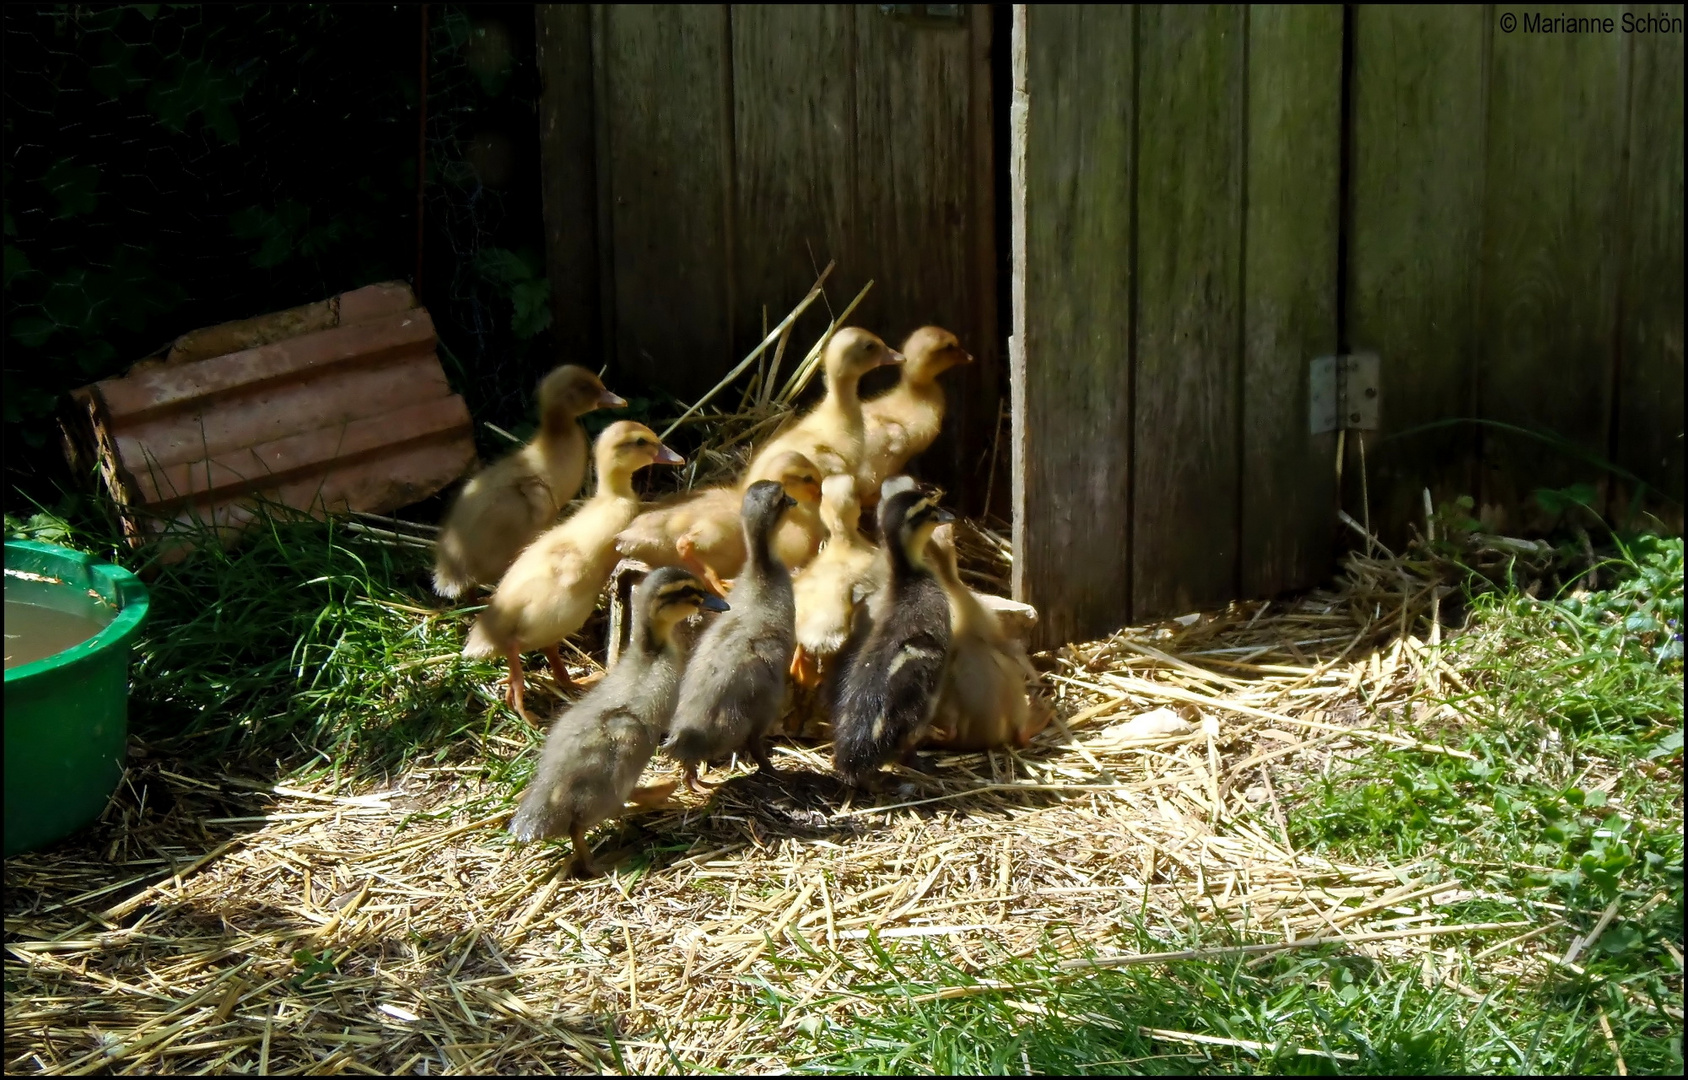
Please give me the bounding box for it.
[3,275,1585,1073]
[7,531,1570,1074]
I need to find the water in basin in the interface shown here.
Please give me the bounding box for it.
[4,599,111,670]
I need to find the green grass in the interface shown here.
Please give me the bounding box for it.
[5,496,530,794]
[6,497,1682,1074]
[740,535,1684,1076]
[739,936,1602,1074]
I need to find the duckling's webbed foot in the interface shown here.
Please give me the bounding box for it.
[504,649,537,725]
[628,780,679,809]
[676,537,732,598]
[789,645,821,688]
[748,738,782,779]
[569,823,597,878]
[682,763,718,795]
[542,645,581,699]
[542,644,571,685]
[1016,698,1055,748]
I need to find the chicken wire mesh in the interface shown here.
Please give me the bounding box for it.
[2,3,559,502]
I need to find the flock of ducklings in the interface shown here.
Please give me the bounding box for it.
[432,326,1048,876]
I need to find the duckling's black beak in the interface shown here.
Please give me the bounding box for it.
[598,389,629,409]
[782,493,798,510]
[933,506,956,525]
[699,593,730,613]
[654,443,685,466]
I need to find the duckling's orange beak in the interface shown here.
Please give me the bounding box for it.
[598,389,629,409]
[654,444,684,466]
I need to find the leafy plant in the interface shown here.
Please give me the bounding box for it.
[474,245,553,340]
[289,947,339,992]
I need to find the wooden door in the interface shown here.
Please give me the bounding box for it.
[1011,5,1343,646]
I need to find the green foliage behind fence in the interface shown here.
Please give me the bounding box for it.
[3,3,559,508]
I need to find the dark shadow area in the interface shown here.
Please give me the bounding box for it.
[4,4,557,513]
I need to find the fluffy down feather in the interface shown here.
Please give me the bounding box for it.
[662,481,797,784]
[508,567,722,875]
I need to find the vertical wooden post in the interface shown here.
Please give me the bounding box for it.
[1009,4,1028,604]
[535,4,602,363]
[1129,4,1247,621]
[1239,5,1343,599]
[1345,7,1488,548]
[1478,7,1630,531]
[594,5,735,400]
[1614,5,1686,526]
[1014,5,1137,648]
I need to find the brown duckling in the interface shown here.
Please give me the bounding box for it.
[744,328,903,484]
[857,326,973,503]
[790,474,883,687]
[434,365,627,598]
[831,488,955,787]
[614,451,824,594]
[463,421,682,722]
[661,480,798,792]
[508,567,728,876]
[923,523,1049,750]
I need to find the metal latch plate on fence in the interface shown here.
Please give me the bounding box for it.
[1309,353,1381,434]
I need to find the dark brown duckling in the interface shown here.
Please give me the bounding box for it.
[831,487,955,787]
[661,479,799,792]
[508,566,727,876]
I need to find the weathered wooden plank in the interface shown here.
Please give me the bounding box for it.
[1131,3,1246,621]
[1345,5,1487,547]
[1615,4,1685,526]
[1009,4,1030,595]
[1240,4,1342,598]
[960,1,1001,519]
[1015,4,1135,648]
[595,4,734,400]
[852,5,994,501]
[1477,4,1629,531]
[729,5,855,370]
[535,5,601,363]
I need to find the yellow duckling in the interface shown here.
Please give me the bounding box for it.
[744,327,903,483]
[857,326,973,503]
[433,365,626,598]
[923,523,1050,750]
[790,474,883,687]
[463,421,682,722]
[614,451,824,595]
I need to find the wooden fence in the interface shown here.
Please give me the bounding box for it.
[533,5,1684,650]
[1012,4,1684,646]
[535,4,1001,505]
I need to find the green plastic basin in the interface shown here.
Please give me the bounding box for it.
[4,540,150,856]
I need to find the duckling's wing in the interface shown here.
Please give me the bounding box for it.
[670,619,788,755]
[509,701,622,841]
[881,624,950,733]
[438,458,552,590]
